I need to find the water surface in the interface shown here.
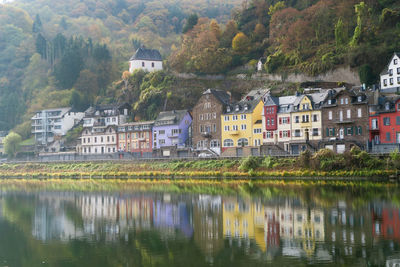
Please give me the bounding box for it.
[0,183,399,266]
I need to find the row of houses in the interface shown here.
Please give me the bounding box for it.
[31,52,400,158]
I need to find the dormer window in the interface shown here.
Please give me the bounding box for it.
[385,102,390,110]
[389,69,393,76]
[358,96,362,102]
[235,105,240,111]
[328,99,332,105]
[244,105,248,111]
[227,106,231,112]
[394,59,398,65]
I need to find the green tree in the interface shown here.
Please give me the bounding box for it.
[4,132,22,158]
[359,64,376,86]
[182,14,198,33]
[54,48,83,89]
[334,18,347,47]
[32,14,43,33]
[268,1,285,16]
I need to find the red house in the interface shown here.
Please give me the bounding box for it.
[117,121,154,157]
[262,94,279,143]
[369,96,400,145]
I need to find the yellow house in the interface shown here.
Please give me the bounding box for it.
[221,89,268,157]
[222,198,266,252]
[290,92,328,154]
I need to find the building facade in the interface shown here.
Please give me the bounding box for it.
[221,89,268,157]
[192,89,231,156]
[380,52,400,93]
[117,121,154,158]
[369,96,400,151]
[79,103,130,155]
[129,46,163,73]
[31,107,84,146]
[321,89,369,153]
[153,110,192,157]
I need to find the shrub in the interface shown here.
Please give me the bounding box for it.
[261,156,274,169]
[298,150,312,169]
[239,156,260,172]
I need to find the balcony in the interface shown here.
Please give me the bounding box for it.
[335,120,354,124]
[229,130,239,135]
[167,133,179,138]
[371,125,379,131]
[201,132,212,138]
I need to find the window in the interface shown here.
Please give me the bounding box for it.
[302,104,309,110]
[395,59,398,65]
[142,62,145,67]
[313,114,318,122]
[398,76,400,83]
[254,139,261,146]
[295,116,299,123]
[328,99,332,105]
[282,130,290,138]
[312,128,319,136]
[282,117,289,124]
[384,79,388,86]
[254,128,262,134]
[358,96,363,102]
[241,114,246,120]
[83,138,86,143]
[232,125,238,131]
[358,108,362,118]
[237,138,248,146]
[224,116,229,121]
[386,102,391,110]
[357,126,362,135]
[390,78,394,85]
[345,98,349,105]
[271,118,275,125]
[397,116,400,125]
[210,140,220,148]
[294,129,301,137]
[267,119,270,126]
[302,115,309,123]
[266,131,272,139]
[94,137,97,143]
[386,132,391,141]
[346,127,353,136]
[340,98,344,105]
[151,62,155,68]
[241,124,247,130]
[398,67,400,74]
[329,111,332,120]
[233,115,238,121]
[224,139,234,147]
[347,110,351,119]
[383,117,391,126]
[200,114,203,120]
[159,130,165,135]
[224,125,230,131]
[389,69,393,75]
[159,139,165,144]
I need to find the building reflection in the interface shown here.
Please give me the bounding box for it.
[9,191,400,264]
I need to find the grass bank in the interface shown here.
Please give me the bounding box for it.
[1,147,399,180]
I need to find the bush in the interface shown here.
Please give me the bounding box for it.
[261,156,274,169]
[239,156,260,172]
[311,149,343,171]
[390,149,400,169]
[298,150,312,169]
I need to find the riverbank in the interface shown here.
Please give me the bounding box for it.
[0,149,398,180]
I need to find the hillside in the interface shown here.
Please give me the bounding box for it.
[1,0,400,141]
[0,0,242,136]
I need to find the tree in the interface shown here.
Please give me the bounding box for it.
[335,18,347,47]
[182,14,198,33]
[232,32,250,54]
[32,14,43,33]
[54,48,84,89]
[4,132,21,158]
[350,2,369,47]
[220,20,238,48]
[359,64,376,86]
[268,1,285,16]
[253,23,267,41]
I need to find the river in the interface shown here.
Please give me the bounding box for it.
[0,182,399,266]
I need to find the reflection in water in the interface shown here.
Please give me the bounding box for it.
[1,187,400,266]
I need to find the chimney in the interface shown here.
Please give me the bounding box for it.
[227,91,232,103]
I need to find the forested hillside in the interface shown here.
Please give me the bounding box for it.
[0,0,241,137]
[170,0,400,79]
[1,0,400,141]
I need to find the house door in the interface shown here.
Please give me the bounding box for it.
[374,135,380,144]
[339,128,344,140]
[305,129,309,141]
[339,111,343,122]
[397,132,400,144]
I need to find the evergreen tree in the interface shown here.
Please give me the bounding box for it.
[32,14,43,33]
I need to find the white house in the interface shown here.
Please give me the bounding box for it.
[380,52,400,93]
[129,46,163,73]
[31,107,84,146]
[78,103,130,155]
[257,57,266,72]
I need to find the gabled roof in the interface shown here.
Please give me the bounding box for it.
[84,103,130,117]
[263,94,279,106]
[224,88,269,114]
[130,47,162,61]
[154,110,189,126]
[203,89,231,105]
[380,52,400,75]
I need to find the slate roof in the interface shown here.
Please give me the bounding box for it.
[277,95,297,113]
[84,103,130,117]
[154,110,189,126]
[224,88,269,114]
[203,89,231,105]
[130,47,162,61]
